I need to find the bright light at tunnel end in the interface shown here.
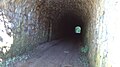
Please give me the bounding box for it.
[75,26,81,34]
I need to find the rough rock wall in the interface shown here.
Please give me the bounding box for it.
[86,0,120,67]
[85,0,104,66]
[0,0,49,58]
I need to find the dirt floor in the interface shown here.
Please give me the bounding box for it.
[10,39,89,67]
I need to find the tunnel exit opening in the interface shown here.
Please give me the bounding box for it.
[75,26,81,34]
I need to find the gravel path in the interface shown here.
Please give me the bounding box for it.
[14,39,89,67]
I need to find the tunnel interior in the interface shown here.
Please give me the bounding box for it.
[39,1,93,47]
[0,0,106,67]
[58,12,84,39]
[2,0,120,66]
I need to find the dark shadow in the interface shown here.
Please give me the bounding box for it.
[57,12,84,46]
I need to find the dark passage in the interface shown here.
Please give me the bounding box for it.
[55,12,84,45]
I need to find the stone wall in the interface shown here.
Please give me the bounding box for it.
[86,0,120,67]
[84,0,104,67]
[0,0,49,58]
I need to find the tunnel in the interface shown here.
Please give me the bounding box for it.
[0,0,102,67]
[38,0,92,43]
[58,12,83,39]
[0,0,120,67]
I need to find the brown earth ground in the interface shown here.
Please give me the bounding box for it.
[11,39,89,67]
